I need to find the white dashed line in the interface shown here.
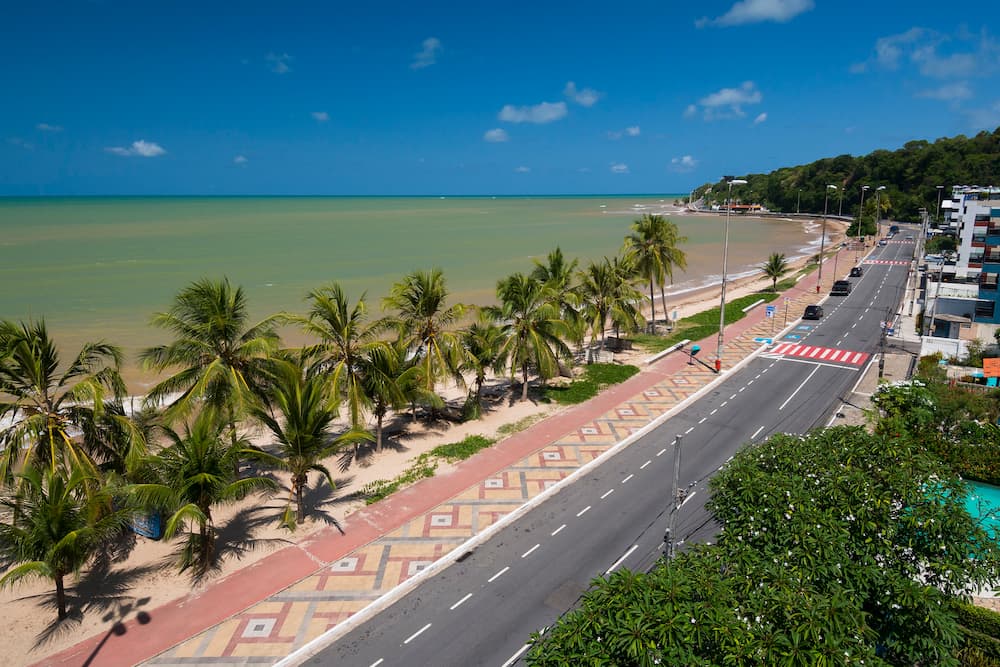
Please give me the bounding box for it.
[747,379,754,385]
[738,386,746,392]
[680,491,697,507]
[622,474,634,484]
[370,660,385,667]
[605,544,640,575]
[751,425,765,439]
[522,544,540,558]
[720,401,728,407]
[551,524,566,536]
[685,426,695,434]
[640,460,651,469]
[601,489,614,499]
[762,367,769,373]
[710,408,717,415]
[488,567,510,583]
[657,448,666,456]
[404,623,432,644]
[577,506,591,517]
[698,417,707,424]
[502,644,531,667]
[730,393,737,400]
[450,593,472,610]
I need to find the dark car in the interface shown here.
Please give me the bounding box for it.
[849,266,863,277]
[803,305,824,320]
[830,280,852,296]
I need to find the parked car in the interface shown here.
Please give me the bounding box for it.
[830,280,852,296]
[849,266,863,277]
[803,304,824,320]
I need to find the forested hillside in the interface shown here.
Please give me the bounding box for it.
[699,127,1000,222]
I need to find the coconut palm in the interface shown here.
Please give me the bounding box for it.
[0,319,133,488]
[250,358,370,528]
[140,278,280,473]
[531,247,581,333]
[0,465,131,620]
[622,214,666,331]
[131,411,275,576]
[381,269,467,411]
[761,253,789,291]
[357,341,429,451]
[657,219,688,324]
[576,257,645,356]
[607,255,646,340]
[488,273,571,401]
[459,318,508,419]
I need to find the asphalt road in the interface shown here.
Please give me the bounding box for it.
[301,228,917,667]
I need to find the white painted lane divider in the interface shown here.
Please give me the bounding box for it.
[640,460,651,469]
[600,489,614,499]
[488,567,509,583]
[370,659,384,667]
[751,425,765,439]
[450,593,472,610]
[622,474,634,484]
[404,623,432,644]
[502,643,531,667]
[577,505,591,517]
[551,524,565,536]
[657,448,666,456]
[522,544,540,558]
[605,544,640,575]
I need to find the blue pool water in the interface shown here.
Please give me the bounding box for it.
[965,481,1000,539]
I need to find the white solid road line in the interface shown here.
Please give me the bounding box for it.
[450,593,473,610]
[622,474,634,483]
[778,366,820,411]
[551,524,565,536]
[488,567,510,583]
[605,544,640,575]
[751,425,765,439]
[600,489,614,499]
[404,623,432,644]
[521,544,540,558]
[502,643,531,667]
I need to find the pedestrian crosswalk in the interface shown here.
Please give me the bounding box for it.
[767,342,869,366]
[864,259,910,265]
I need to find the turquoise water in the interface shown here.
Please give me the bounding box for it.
[0,196,819,385]
[966,481,1000,539]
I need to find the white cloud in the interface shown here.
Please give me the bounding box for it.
[858,27,998,81]
[625,126,640,136]
[873,28,924,69]
[266,52,292,74]
[697,0,814,28]
[7,137,34,150]
[233,155,248,165]
[36,123,62,132]
[607,130,623,140]
[670,155,698,172]
[484,128,509,142]
[683,104,698,118]
[608,126,640,140]
[689,81,763,120]
[498,101,567,124]
[753,112,768,124]
[312,111,330,122]
[564,81,601,107]
[916,82,973,101]
[105,140,166,157]
[514,165,531,173]
[965,100,1000,130]
[411,37,442,70]
[610,162,629,174]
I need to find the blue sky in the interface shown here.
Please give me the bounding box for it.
[2,0,999,196]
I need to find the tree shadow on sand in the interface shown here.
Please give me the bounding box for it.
[290,477,365,535]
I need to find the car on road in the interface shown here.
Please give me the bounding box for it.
[849,266,863,277]
[905,234,914,240]
[830,279,852,296]
[802,304,824,320]
[878,239,888,247]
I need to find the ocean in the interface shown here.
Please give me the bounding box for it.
[0,196,821,388]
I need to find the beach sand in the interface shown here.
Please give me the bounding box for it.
[1,216,854,664]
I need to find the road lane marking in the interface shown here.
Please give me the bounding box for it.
[404,623,432,644]
[370,660,384,667]
[450,593,472,610]
[622,474,634,483]
[751,425,765,439]
[640,460,651,469]
[577,506,591,517]
[600,489,614,499]
[551,524,565,536]
[685,426,694,434]
[698,417,707,424]
[730,393,737,400]
[605,544,640,574]
[710,408,717,415]
[778,366,820,411]
[502,644,531,667]
[720,401,728,407]
[680,491,697,507]
[657,448,666,456]
[748,379,754,385]
[738,386,746,392]
[488,567,510,583]
[522,544,540,558]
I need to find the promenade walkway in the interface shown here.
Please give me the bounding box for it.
[37,253,848,667]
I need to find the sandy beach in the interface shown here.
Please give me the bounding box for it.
[0,215,850,665]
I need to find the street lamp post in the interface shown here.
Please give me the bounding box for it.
[716,177,747,371]
[817,184,838,293]
[875,185,886,237]
[935,185,944,225]
[857,184,869,261]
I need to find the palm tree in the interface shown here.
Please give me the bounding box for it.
[531,247,581,334]
[761,253,789,291]
[576,259,616,353]
[0,319,133,488]
[0,465,131,620]
[607,255,646,340]
[381,269,467,412]
[250,358,370,528]
[657,219,688,325]
[140,278,280,473]
[295,282,382,431]
[459,318,507,419]
[623,214,666,331]
[131,411,275,576]
[357,341,428,451]
[488,273,571,401]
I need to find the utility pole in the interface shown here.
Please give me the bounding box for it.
[878,308,890,379]
[665,434,683,559]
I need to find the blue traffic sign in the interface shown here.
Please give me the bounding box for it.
[753,337,773,344]
[784,334,801,340]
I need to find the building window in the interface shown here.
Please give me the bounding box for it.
[980,273,999,291]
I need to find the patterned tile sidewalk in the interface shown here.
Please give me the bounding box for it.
[37,254,846,667]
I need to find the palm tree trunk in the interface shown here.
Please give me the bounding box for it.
[55,572,67,620]
[521,363,529,401]
[376,412,384,452]
[648,277,656,332]
[295,476,305,524]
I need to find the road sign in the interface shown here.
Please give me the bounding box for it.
[784,334,801,340]
[754,337,773,344]
[765,305,775,318]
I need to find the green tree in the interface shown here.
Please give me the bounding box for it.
[0,320,134,487]
[131,412,275,576]
[575,257,643,355]
[358,341,428,450]
[251,358,370,528]
[760,252,789,290]
[140,278,280,475]
[459,318,508,419]
[295,282,382,432]
[488,273,571,401]
[655,218,688,324]
[531,247,583,346]
[622,214,666,331]
[382,269,467,413]
[0,465,131,620]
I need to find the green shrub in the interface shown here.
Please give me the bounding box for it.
[497,413,546,437]
[430,435,495,462]
[630,294,777,353]
[955,601,1000,639]
[542,364,639,405]
[361,457,438,505]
